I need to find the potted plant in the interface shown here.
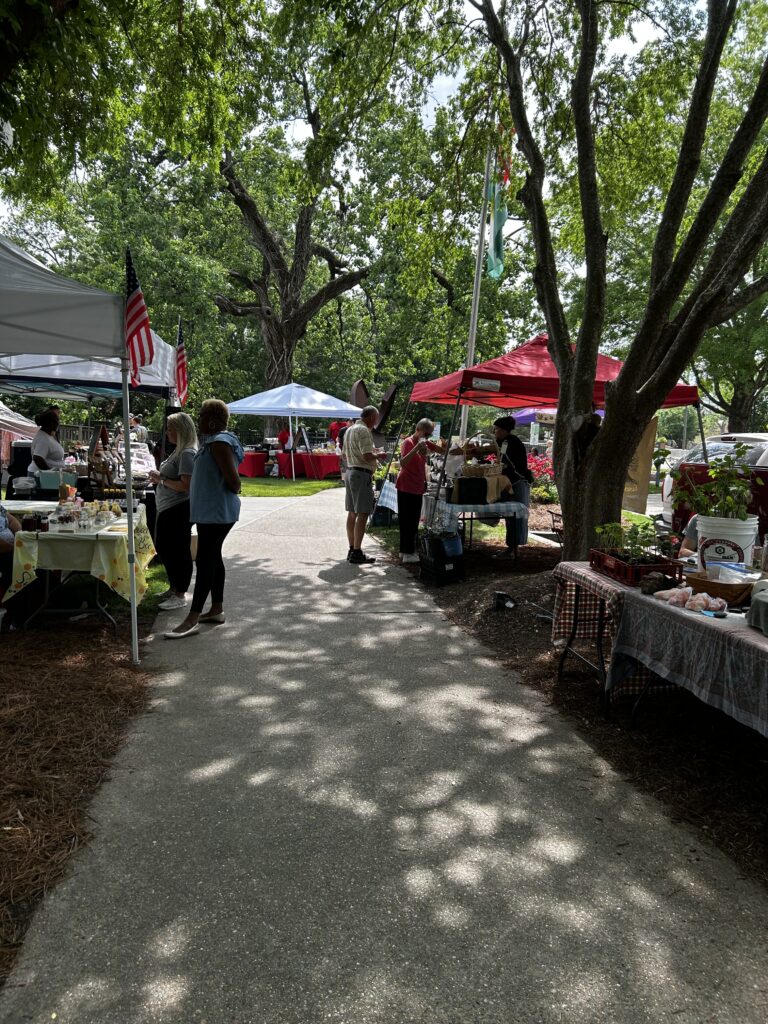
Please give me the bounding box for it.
[674,443,761,566]
[590,520,683,585]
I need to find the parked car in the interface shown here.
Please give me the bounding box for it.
[667,433,768,541]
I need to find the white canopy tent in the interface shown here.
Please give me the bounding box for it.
[0,399,36,438]
[0,330,175,400]
[228,383,362,477]
[0,235,142,663]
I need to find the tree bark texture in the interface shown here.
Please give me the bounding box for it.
[475,0,768,558]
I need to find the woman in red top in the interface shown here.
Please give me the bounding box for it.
[396,418,442,563]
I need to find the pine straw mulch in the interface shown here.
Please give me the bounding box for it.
[388,538,768,888]
[0,618,152,986]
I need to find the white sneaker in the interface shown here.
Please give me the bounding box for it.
[159,595,188,610]
[401,553,420,564]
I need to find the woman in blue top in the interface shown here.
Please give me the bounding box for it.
[165,399,243,639]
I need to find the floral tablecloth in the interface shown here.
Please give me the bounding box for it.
[3,507,156,604]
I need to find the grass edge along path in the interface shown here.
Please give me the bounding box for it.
[239,477,342,498]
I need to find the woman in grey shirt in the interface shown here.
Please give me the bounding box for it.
[149,412,198,610]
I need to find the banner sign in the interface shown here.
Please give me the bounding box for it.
[535,411,557,426]
[623,417,657,515]
[471,377,501,392]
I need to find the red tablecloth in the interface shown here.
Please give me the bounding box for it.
[239,451,267,478]
[301,452,341,480]
[276,452,305,479]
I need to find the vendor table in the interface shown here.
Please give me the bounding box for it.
[276,452,305,479]
[422,496,529,553]
[2,500,59,517]
[301,452,341,480]
[552,562,633,691]
[3,507,156,628]
[608,589,768,738]
[239,451,267,478]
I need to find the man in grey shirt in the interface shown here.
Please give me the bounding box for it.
[342,405,386,564]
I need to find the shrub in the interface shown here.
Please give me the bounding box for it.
[531,482,558,504]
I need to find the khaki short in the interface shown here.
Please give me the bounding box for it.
[345,468,375,514]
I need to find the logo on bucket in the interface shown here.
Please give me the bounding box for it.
[699,537,744,566]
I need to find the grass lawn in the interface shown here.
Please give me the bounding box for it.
[239,477,342,498]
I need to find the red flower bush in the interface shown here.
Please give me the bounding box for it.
[528,454,555,483]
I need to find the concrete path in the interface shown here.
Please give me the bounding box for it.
[2,488,768,1024]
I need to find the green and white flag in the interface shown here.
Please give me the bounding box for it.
[486,179,508,280]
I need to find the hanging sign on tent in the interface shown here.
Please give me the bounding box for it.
[471,377,501,392]
[536,411,557,426]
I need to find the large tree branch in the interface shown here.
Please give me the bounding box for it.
[214,296,274,319]
[220,154,290,285]
[708,271,768,328]
[572,0,607,396]
[312,242,348,276]
[473,0,571,370]
[284,266,370,337]
[431,268,455,308]
[661,51,768,304]
[649,0,738,291]
[288,200,317,305]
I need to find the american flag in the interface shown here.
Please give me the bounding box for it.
[176,319,189,406]
[125,248,154,386]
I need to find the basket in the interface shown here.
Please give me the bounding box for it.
[589,549,684,586]
[686,571,755,607]
[462,433,502,478]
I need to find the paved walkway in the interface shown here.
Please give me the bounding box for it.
[2,489,768,1024]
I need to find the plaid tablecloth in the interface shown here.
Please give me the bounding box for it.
[552,562,630,642]
[608,590,768,737]
[552,561,661,701]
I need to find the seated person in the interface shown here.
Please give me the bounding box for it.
[0,504,21,596]
[679,514,699,558]
[28,408,67,475]
[470,416,534,557]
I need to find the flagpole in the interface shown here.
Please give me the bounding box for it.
[460,148,493,442]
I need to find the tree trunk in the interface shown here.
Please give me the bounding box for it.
[726,381,754,433]
[262,321,299,391]
[555,403,652,560]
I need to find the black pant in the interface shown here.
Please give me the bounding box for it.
[397,490,423,554]
[504,479,530,549]
[192,522,234,613]
[154,501,193,594]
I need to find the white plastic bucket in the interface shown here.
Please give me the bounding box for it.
[697,515,759,569]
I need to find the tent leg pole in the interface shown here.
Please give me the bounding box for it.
[695,403,708,463]
[289,415,295,479]
[460,148,493,441]
[121,360,140,665]
[429,390,464,531]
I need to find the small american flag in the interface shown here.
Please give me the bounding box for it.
[176,319,188,406]
[125,248,154,386]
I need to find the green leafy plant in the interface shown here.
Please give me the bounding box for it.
[530,482,559,504]
[595,520,661,563]
[674,443,761,520]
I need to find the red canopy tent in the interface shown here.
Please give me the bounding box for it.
[410,333,699,409]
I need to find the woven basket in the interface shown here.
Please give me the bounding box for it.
[462,434,503,478]
[686,571,754,607]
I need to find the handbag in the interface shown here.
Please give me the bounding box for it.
[378,479,399,513]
